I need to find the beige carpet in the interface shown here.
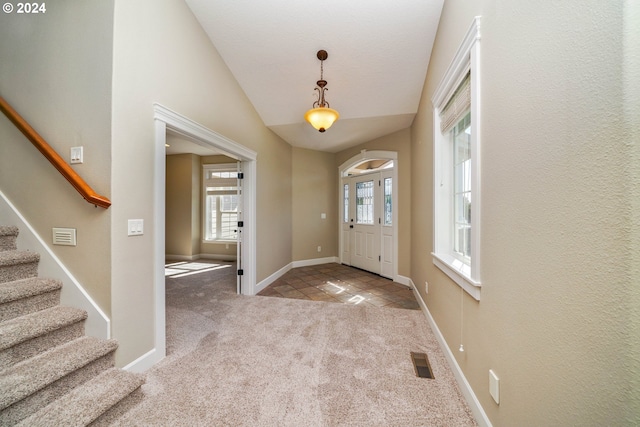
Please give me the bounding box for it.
[110,262,477,426]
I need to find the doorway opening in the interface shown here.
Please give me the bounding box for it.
[339,150,398,281]
[152,104,257,365]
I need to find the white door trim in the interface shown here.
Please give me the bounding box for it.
[338,150,398,281]
[152,104,257,365]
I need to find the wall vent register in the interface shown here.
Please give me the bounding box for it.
[410,351,434,379]
[52,228,77,246]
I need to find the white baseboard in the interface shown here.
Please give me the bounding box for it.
[122,348,162,373]
[255,262,292,294]
[291,256,339,268]
[395,274,413,288]
[165,253,237,262]
[410,279,492,427]
[0,190,110,340]
[254,257,340,295]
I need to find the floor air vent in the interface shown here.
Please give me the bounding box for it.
[410,352,434,379]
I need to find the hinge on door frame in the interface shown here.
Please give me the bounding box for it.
[238,172,244,179]
[237,269,244,276]
[379,218,381,224]
[378,255,381,262]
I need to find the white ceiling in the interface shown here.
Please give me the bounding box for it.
[185,0,443,153]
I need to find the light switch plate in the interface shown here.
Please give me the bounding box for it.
[70,146,83,164]
[128,219,144,236]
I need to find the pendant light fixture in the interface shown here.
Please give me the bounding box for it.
[304,50,339,132]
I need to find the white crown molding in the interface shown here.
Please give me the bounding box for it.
[153,103,257,161]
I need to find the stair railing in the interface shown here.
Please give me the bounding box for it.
[0,96,111,209]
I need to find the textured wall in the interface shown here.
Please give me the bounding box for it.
[624,0,640,416]
[165,154,199,257]
[412,0,637,424]
[0,0,114,314]
[291,148,338,262]
[111,0,292,366]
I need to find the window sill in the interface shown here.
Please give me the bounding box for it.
[202,240,237,245]
[431,252,481,300]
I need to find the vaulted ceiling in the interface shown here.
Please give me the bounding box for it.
[185,0,444,153]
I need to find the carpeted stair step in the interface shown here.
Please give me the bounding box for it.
[0,305,87,367]
[16,367,145,427]
[0,250,40,284]
[0,226,19,252]
[0,336,118,425]
[0,277,62,322]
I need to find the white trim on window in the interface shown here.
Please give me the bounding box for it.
[431,17,482,300]
[202,163,240,243]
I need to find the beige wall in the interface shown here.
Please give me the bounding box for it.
[626,0,640,413]
[111,0,292,366]
[336,129,412,277]
[0,1,114,314]
[165,154,199,257]
[292,148,338,261]
[412,0,638,424]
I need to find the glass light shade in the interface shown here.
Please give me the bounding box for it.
[304,107,339,132]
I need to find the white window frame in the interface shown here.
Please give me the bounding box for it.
[202,163,239,243]
[431,17,482,300]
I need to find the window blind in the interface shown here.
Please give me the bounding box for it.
[440,73,471,133]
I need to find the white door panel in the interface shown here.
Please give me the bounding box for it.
[381,234,393,278]
[350,174,380,274]
[342,229,351,264]
[365,232,376,261]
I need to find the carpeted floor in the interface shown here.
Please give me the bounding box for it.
[109,261,477,426]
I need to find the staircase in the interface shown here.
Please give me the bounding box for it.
[0,225,145,426]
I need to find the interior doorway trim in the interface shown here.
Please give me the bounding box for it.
[339,149,398,281]
[153,104,257,364]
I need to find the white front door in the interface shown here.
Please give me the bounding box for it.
[349,173,381,274]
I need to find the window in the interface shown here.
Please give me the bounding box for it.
[343,184,349,223]
[203,164,239,242]
[383,177,392,226]
[431,17,481,300]
[453,112,471,261]
[356,180,374,224]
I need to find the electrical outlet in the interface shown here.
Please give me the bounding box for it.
[425,281,429,293]
[317,246,322,252]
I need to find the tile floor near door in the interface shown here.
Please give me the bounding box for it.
[258,263,420,310]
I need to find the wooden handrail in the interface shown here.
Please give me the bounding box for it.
[0,96,111,209]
